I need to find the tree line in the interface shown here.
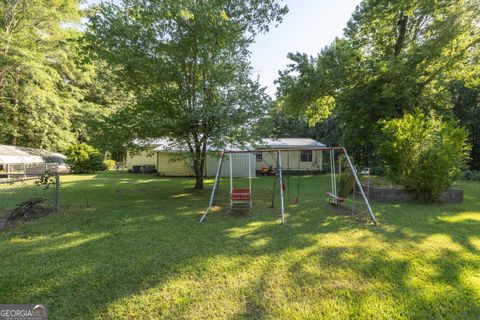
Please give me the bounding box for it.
[1,0,479,196]
[276,0,480,170]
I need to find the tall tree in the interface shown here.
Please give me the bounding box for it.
[277,0,480,162]
[450,81,480,169]
[72,60,137,162]
[87,0,287,189]
[0,0,84,150]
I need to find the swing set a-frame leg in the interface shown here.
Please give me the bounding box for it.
[278,150,286,224]
[199,152,224,222]
[270,150,285,223]
[341,147,378,226]
[271,152,279,208]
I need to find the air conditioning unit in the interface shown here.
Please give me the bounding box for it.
[132,165,156,174]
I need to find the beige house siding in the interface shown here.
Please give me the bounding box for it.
[255,150,323,171]
[127,151,207,176]
[126,151,157,170]
[127,148,324,176]
[157,153,195,176]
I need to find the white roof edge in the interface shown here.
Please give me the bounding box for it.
[259,138,326,148]
[135,138,326,152]
[0,144,67,164]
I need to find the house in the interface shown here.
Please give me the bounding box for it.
[126,138,326,177]
[126,139,194,176]
[253,138,325,173]
[0,144,68,176]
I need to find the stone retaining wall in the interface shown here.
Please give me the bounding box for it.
[366,186,463,204]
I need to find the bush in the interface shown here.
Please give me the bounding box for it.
[66,143,103,174]
[379,111,470,203]
[462,170,480,181]
[369,165,386,176]
[102,159,116,171]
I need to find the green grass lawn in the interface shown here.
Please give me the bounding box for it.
[0,172,479,319]
[0,178,56,219]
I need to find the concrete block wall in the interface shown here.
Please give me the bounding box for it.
[366,186,463,204]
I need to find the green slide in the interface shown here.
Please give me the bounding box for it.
[337,173,355,199]
[326,173,356,202]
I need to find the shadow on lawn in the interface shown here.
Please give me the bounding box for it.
[372,201,480,254]
[285,244,480,318]
[0,174,479,319]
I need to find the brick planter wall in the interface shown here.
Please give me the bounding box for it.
[366,186,463,204]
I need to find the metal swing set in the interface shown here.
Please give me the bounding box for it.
[199,147,378,226]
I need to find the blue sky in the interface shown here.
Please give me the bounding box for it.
[251,0,361,96]
[84,0,361,97]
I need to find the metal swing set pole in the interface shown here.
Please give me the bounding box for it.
[248,152,252,208]
[341,147,378,226]
[199,151,225,222]
[200,146,377,226]
[229,153,233,208]
[278,150,285,225]
[330,149,338,205]
[271,151,279,208]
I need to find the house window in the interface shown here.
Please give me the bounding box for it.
[255,152,262,162]
[300,150,312,162]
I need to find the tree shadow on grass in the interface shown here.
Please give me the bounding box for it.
[0,175,336,318]
[371,200,480,255]
[284,244,480,319]
[0,174,479,319]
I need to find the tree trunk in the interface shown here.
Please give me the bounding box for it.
[10,66,20,146]
[194,172,203,189]
[193,150,204,190]
[193,140,208,189]
[193,159,204,189]
[394,13,408,58]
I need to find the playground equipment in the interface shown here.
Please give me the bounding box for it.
[325,151,374,222]
[326,173,355,203]
[351,169,372,220]
[229,152,253,209]
[199,147,378,225]
[285,152,301,205]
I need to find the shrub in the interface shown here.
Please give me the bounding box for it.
[462,170,480,181]
[379,111,470,203]
[35,171,57,190]
[66,143,103,174]
[370,165,386,176]
[103,159,116,171]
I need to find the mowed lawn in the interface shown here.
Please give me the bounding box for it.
[0,173,479,319]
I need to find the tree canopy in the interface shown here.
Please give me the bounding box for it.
[0,0,80,149]
[86,0,288,188]
[277,0,480,163]
[1,0,479,181]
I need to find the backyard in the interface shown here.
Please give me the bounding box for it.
[0,172,479,319]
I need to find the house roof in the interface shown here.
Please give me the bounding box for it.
[151,139,187,152]
[259,138,325,149]
[137,138,326,152]
[0,145,66,164]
